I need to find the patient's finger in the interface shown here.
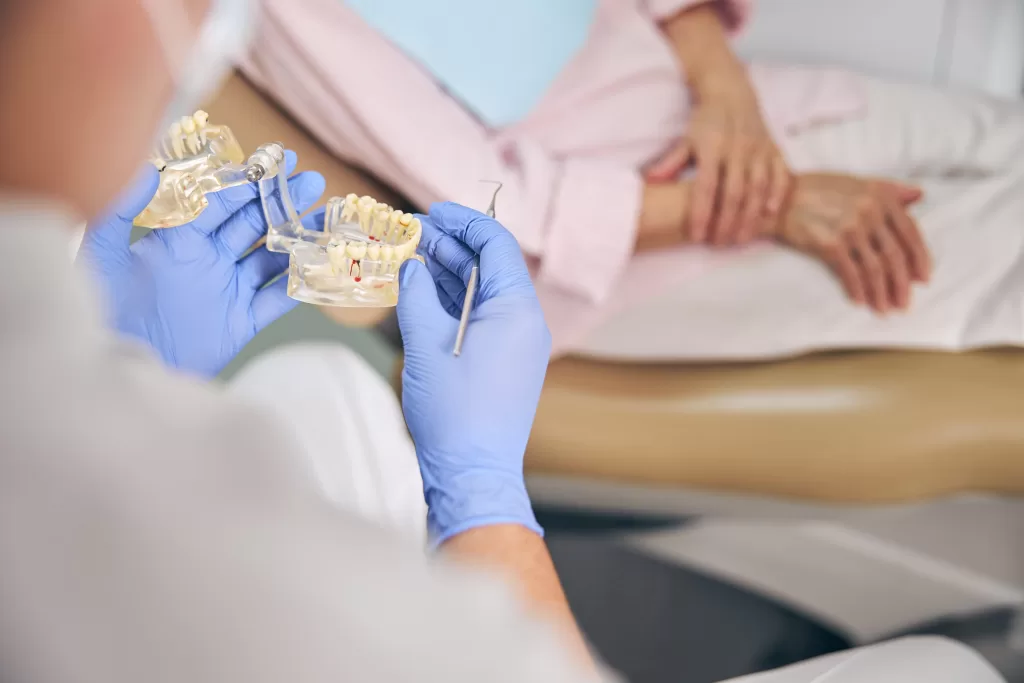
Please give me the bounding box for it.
[766,155,791,215]
[849,229,888,314]
[688,138,724,243]
[820,241,866,306]
[711,146,748,245]
[757,155,790,238]
[736,154,769,244]
[883,195,931,282]
[645,138,693,182]
[873,224,912,310]
[863,199,911,310]
[877,179,923,206]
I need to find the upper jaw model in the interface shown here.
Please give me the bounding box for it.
[135,110,295,234]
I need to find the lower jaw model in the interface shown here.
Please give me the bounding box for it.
[287,193,422,309]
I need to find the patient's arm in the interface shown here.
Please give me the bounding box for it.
[770,174,931,314]
[651,2,792,247]
[637,173,932,316]
[635,180,694,250]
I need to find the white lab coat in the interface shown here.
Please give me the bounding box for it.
[0,199,1003,683]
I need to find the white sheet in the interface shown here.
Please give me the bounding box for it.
[580,79,1024,361]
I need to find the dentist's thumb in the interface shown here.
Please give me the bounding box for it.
[83,164,161,250]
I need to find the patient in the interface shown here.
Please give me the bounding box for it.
[244,0,1023,355]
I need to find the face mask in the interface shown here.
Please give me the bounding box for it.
[139,0,257,131]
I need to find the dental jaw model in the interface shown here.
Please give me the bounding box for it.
[135,111,300,238]
[288,194,421,308]
[137,111,419,308]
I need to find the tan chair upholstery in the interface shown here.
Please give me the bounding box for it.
[389,350,1024,504]
[528,350,1024,503]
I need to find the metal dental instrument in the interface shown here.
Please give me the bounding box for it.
[453,181,502,356]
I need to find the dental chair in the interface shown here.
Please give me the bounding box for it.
[526,352,1024,658]
[517,1,1024,659]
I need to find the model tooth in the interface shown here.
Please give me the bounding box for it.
[158,131,173,160]
[169,122,185,159]
[357,195,376,232]
[178,116,198,154]
[367,243,381,260]
[327,242,348,272]
[388,210,403,238]
[397,213,414,238]
[394,241,410,261]
[305,261,336,284]
[193,110,210,146]
[341,193,359,222]
[346,241,367,260]
[381,245,395,262]
[371,208,390,239]
[407,230,422,252]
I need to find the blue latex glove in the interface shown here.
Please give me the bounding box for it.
[397,202,551,545]
[78,151,325,378]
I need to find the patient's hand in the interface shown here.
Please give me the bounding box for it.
[648,5,791,248]
[647,76,790,248]
[772,174,931,314]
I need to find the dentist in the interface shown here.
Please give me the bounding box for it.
[0,1,1004,682]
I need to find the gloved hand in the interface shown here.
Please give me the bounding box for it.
[78,151,325,378]
[397,202,551,546]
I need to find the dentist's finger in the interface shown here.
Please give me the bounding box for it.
[426,202,535,298]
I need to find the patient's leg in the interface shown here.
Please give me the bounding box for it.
[719,636,1003,683]
[225,342,427,546]
[782,77,1024,179]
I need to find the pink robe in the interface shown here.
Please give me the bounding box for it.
[243,0,867,352]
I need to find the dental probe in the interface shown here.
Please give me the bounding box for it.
[453,182,502,356]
